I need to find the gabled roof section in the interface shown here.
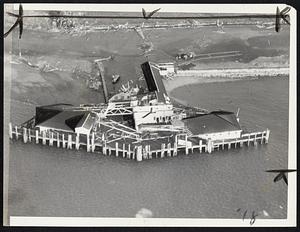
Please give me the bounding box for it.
[34,103,75,126]
[65,114,85,131]
[36,110,88,132]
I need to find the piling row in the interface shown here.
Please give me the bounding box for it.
[8,123,270,162]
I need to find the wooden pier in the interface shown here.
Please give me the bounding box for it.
[8,122,270,162]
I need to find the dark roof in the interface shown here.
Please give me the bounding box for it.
[183,112,242,135]
[35,109,91,132]
[35,104,75,126]
[141,62,168,103]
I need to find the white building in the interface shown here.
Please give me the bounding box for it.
[156,62,175,77]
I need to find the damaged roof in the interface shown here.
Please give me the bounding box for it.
[183,111,242,135]
[35,105,93,132]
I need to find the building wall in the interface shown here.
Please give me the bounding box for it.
[75,127,91,135]
[133,104,174,130]
[198,130,242,141]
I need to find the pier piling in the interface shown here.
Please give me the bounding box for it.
[35,130,39,144]
[67,134,72,149]
[49,132,54,146]
[173,142,177,156]
[91,132,95,152]
[167,143,171,157]
[75,134,80,150]
[137,145,142,162]
[122,143,125,158]
[86,134,90,152]
[265,129,270,143]
[62,134,66,148]
[42,131,46,145]
[127,144,131,159]
[56,132,60,147]
[23,127,28,143]
[15,126,19,140]
[115,142,119,157]
[9,123,13,139]
[207,139,212,154]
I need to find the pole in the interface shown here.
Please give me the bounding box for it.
[115,142,119,157]
[75,134,80,150]
[199,140,202,153]
[265,129,270,144]
[62,134,66,148]
[56,132,60,147]
[35,130,39,144]
[9,123,13,139]
[15,126,19,140]
[67,134,72,149]
[49,132,53,146]
[122,143,125,158]
[91,132,95,152]
[136,145,142,162]
[42,131,46,145]
[207,139,212,154]
[23,127,28,143]
[128,144,131,159]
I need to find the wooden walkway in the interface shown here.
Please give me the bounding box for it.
[8,123,270,162]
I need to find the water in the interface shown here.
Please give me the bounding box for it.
[8,77,288,219]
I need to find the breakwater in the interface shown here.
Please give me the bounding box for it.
[176,67,289,78]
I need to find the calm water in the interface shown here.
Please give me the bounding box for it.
[8,77,288,218]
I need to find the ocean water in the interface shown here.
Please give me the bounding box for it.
[8,77,288,219]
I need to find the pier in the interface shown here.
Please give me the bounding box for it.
[8,122,270,162]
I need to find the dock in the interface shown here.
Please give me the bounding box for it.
[8,122,270,162]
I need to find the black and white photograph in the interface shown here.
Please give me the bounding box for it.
[3,3,297,227]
